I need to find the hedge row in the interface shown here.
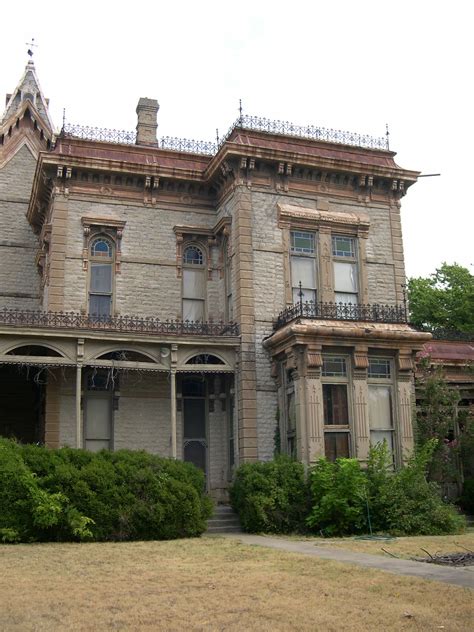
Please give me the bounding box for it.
[0,439,213,543]
[230,441,466,536]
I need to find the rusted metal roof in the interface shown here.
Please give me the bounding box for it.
[420,341,474,362]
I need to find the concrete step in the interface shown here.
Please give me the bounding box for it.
[206,504,242,534]
[207,518,241,528]
[206,524,243,534]
[213,504,236,515]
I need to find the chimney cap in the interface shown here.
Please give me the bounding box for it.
[136,97,159,111]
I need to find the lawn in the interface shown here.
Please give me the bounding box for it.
[0,537,472,631]
[296,532,474,561]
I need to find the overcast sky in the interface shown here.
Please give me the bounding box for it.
[2,0,472,280]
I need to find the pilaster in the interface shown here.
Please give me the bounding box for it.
[319,227,333,303]
[397,351,415,461]
[305,345,325,463]
[352,347,370,460]
[233,185,258,461]
[47,192,68,311]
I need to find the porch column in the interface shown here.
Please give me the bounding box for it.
[398,352,416,462]
[75,365,82,448]
[170,370,177,458]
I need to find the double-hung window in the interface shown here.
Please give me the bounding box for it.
[89,237,114,318]
[368,358,395,454]
[332,235,358,305]
[290,230,317,304]
[182,245,206,321]
[322,356,351,460]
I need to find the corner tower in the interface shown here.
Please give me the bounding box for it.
[0,57,55,310]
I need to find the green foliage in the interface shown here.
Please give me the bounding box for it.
[0,439,91,542]
[415,363,461,488]
[0,439,212,542]
[306,458,368,536]
[415,361,474,499]
[371,441,466,536]
[408,262,474,332]
[230,456,308,533]
[305,441,465,537]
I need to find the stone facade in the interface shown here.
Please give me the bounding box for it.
[0,59,432,496]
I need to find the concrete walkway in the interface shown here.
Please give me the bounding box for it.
[219,533,474,589]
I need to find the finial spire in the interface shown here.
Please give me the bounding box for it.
[385,123,390,150]
[26,37,37,59]
[239,99,243,125]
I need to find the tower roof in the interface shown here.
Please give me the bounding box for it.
[1,59,54,132]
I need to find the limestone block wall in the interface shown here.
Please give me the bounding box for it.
[114,372,170,454]
[52,197,226,320]
[0,145,41,309]
[58,371,76,446]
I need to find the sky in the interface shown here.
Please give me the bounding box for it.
[1,0,472,280]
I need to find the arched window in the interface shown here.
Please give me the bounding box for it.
[90,237,113,258]
[182,244,206,322]
[89,236,114,318]
[183,245,203,265]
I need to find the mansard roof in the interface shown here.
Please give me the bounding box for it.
[2,60,54,132]
[46,120,419,181]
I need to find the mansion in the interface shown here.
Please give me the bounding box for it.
[0,58,431,499]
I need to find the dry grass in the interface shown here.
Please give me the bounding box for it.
[0,538,472,631]
[300,533,474,560]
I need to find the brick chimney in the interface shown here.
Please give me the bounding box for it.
[136,97,159,146]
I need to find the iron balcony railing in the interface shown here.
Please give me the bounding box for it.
[60,114,389,155]
[274,300,408,330]
[0,309,239,337]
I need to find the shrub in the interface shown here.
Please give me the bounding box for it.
[383,441,465,535]
[366,440,466,536]
[306,441,465,537]
[0,439,212,542]
[230,456,308,533]
[0,439,93,543]
[307,458,368,536]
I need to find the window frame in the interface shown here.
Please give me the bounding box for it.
[290,229,318,304]
[88,235,115,319]
[332,234,359,306]
[321,354,352,460]
[367,357,396,459]
[182,242,207,322]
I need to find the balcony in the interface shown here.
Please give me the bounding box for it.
[274,300,408,331]
[0,309,239,337]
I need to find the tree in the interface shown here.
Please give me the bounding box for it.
[408,263,474,332]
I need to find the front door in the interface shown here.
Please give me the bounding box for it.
[182,377,207,477]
